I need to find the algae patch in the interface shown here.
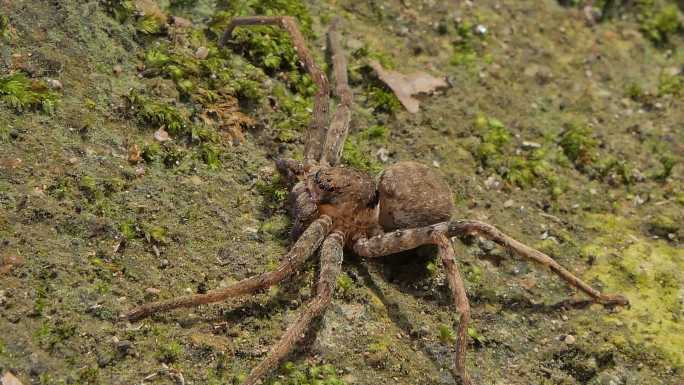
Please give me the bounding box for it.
[581,213,684,368]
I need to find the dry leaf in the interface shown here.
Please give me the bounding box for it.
[1,372,23,385]
[0,254,25,275]
[369,60,448,113]
[128,144,142,164]
[154,127,171,142]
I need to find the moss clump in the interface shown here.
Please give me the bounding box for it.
[657,72,683,97]
[341,135,382,174]
[211,0,315,95]
[559,123,597,169]
[0,72,59,114]
[438,324,456,344]
[636,1,682,45]
[126,90,189,136]
[156,340,183,363]
[653,154,675,181]
[582,213,684,367]
[0,13,14,41]
[101,0,136,23]
[267,362,347,385]
[336,273,354,297]
[365,85,401,113]
[471,115,562,190]
[450,19,487,67]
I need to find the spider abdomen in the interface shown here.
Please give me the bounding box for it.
[378,161,454,231]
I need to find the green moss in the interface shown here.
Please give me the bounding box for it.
[0,72,59,114]
[267,362,347,385]
[582,213,684,367]
[198,143,221,169]
[156,340,183,363]
[336,273,354,297]
[341,135,382,174]
[365,85,401,113]
[102,0,136,23]
[211,0,315,95]
[636,1,682,45]
[127,90,189,136]
[362,125,389,141]
[0,14,12,41]
[136,14,166,35]
[79,175,103,201]
[657,72,683,97]
[255,175,288,207]
[559,123,597,169]
[438,324,456,344]
[450,19,486,67]
[260,214,289,238]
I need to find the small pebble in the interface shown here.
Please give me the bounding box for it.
[195,46,209,60]
[503,199,514,208]
[564,334,576,344]
[145,287,161,295]
[47,79,63,90]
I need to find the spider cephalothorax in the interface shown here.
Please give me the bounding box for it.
[122,16,628,385]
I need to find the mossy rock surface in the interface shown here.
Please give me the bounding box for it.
[0,0,683,385]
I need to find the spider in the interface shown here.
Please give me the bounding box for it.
[122,16,629,385]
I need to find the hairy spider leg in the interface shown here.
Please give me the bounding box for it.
[320,18,352,167]
[433,232,472,385]
[122,216,332,321]
[242,231,345,385]
[354,220,629,384]
[220,16,330,166]
[354,220,628,306]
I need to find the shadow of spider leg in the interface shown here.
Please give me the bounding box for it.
[353,220,629,384]
[121,216,331,321]
[242,231,344,385]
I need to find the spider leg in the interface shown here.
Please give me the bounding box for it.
[122,216,332,321]
[241,231,345,385]
[320,18,352,166]
[433,232,472,385]
[220,16,330,166]
[353,220,629,306]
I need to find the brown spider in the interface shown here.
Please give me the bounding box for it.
[122,16,629,385]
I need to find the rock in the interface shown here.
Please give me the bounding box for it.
[195,46,209,60]
[503,199,514,208]
[154,127,170,142]
[563,334,576,344]
[145,287,161,296]
[47,79,62,90]
[521,140,541,149]
[376,148,389,163]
